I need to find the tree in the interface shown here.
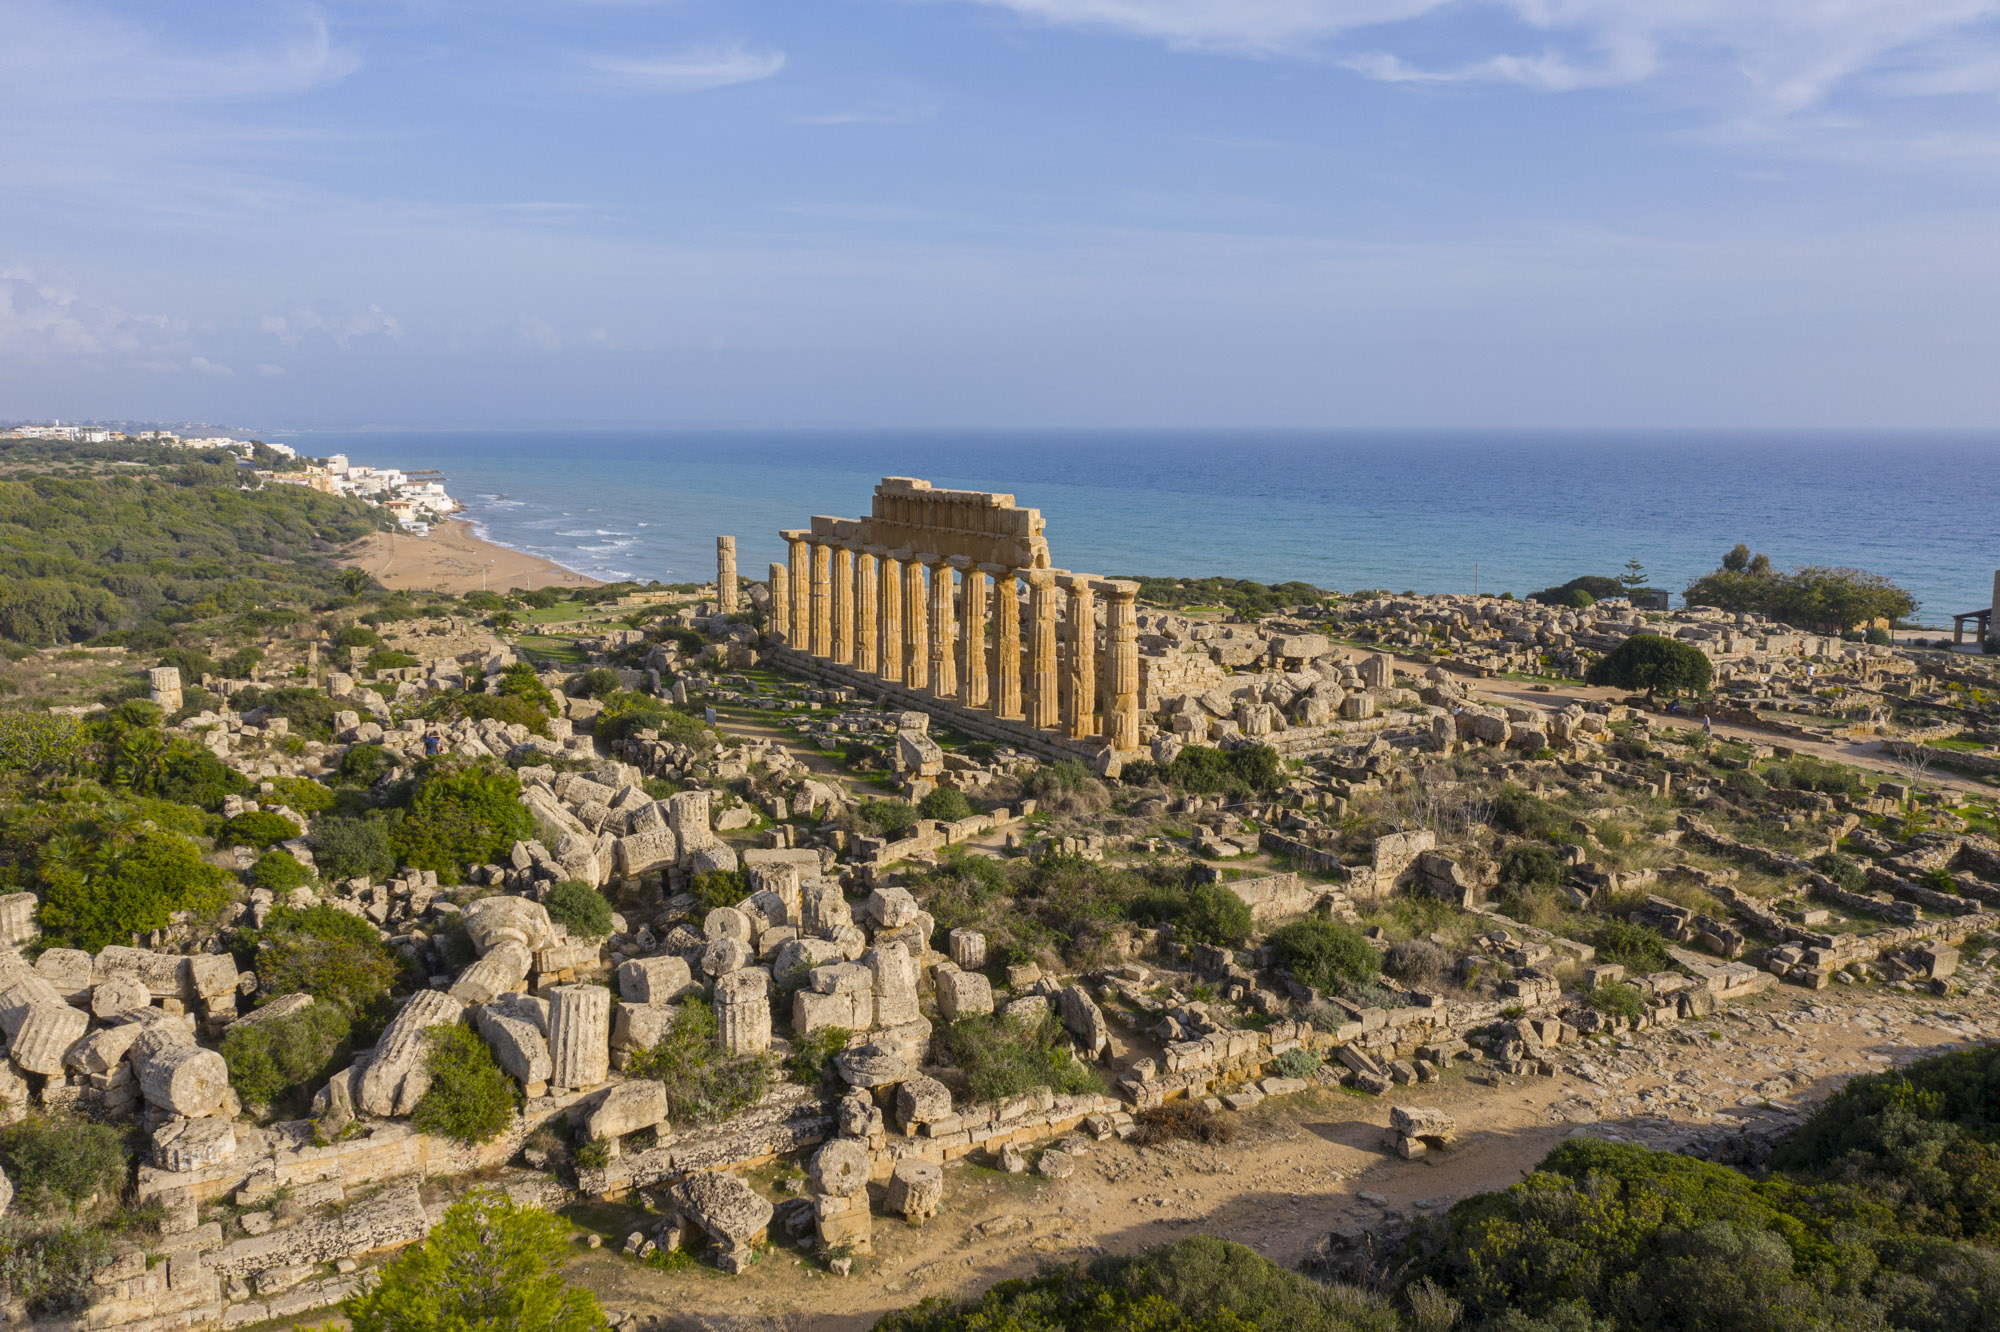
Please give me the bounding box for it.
[390,762,534,881]
[1585,633,1712,699]
[1617,558,1650,596]
[409,1025,518,1146]
[252,904,402,1016]
[541,880,612,939]
[1267,919,1379,996]
[343,1187,604,1332]
[1721,543,1751,572]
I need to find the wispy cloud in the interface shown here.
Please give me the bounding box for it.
[188,356,234,376]
[580,43,786,92]
[0,0,358,102]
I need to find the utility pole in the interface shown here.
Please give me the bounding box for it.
[1474,563,1479,597]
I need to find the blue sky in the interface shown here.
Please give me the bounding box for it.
[6,0,2000,429]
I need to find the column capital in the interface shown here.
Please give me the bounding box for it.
[862,544,890,558]
[1092,578,1140,598]
[915,551,945,568]
[888,547,915,563]
[977,562,1012,576]
[1054,570,1090,591]
[1023,568,1057,588]
[779,529,811,542]
[945,554,974,572]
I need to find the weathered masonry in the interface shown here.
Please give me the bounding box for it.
[765,477,1144,762]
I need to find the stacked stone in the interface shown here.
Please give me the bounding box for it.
[809,1139,873,1255]
[714,968,772,1056]
[147,666,183,712]
[768,563,790,643]
[548,984,611,1092]
[716,536,738,613]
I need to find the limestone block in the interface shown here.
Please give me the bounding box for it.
[1056,985,1110,1058]
[611,1002,679,1058]
[553,832,604,886]
[9,1004,86,1076]
[548,983,612,1091]
[689,842,739,876]
[705,907,753,943]
[885,1159,943,1224]
[187,953,240,1001]
[867,943,920,1027]
[33,948,93,1004]
[801,880,848,935]
[138,1044,230,1117]
[0,974,64,1038]
[895,1075,953,1129]
[152,1117,238,1172]
[1390,1105,1456,1143]
[833,1041,909,1089]
[668,791,715,853]
[462,895,555,956]
[810,1139,871,1197]
[897,731,945,777]
[357,990,465,1116]
[95,947,193,999]
[948,928,986,970]
[866,887,921,929]
[701,937,752,978]
[450,940,532,1005]
[671,1172,772,1274]
[618,955,694,1004]
[615,829,679,878]
[714,967,772,1056]
[936,968,994,1021]
[793,988,871,1035]
[0,893,38,947]
[772,937,843,982]
[474,1006,552,1085]
[584,1079,669,1141]
[0,1165,10,1216]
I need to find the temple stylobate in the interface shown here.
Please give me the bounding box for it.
[763,477,1143,758]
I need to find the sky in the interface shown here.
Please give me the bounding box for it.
[6,0,2000,430]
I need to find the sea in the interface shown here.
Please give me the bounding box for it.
[292,429,2000,625]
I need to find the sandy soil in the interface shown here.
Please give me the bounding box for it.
[342,520,600,594]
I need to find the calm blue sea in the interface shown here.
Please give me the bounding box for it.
[290,430,2000,625]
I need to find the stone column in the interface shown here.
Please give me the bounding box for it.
[902,554,928,692]
[928,557,957,700]
[784,532,811,653]
[548,983,611,1091]
[988,566,1021,719]
[716,536,738,613]
[1059,575,1096,740]
[831,545,855,666]
[957,559,989,709]
[767,563,790,644]
[715,969,773,1056]
[1101,579,1141,750]
[878,550,904,683]
[855,548,880,675]
[1024,570,1060,731]
[809,541,833,658]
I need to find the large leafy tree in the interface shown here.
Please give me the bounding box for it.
[1684,562,1915,633]
[343,1187,604,1332]
[1585,633,1713,699]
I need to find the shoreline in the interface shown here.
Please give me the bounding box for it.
[342,518,602,594]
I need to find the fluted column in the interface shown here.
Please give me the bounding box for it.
[957,559,989,709]
[784,532,811,653]
[928,556,957,700]
[1024,570,1059,731]
[716,536,738,613]
[878,550,904,683]
[1102,579,1140,750]
[548,983,611,1091]
[768,563,790,644]
[901,552,928,691]
[832,545,855,666]
[1059,574,1096,740]
[855,548,880,675]
[808,541,833,658]
[990,565,1021,719]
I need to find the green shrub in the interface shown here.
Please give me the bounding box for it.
[1130,879,1253,948]
[932,1012,1104,1106]
[1498,842,1566,891]
[857,798,919,841]
[0,1225,116,1317]
[916,787,973,823]
[0,712,85,779]
[627,998,776,1124]
[1490,785,1564,841]
[1382,939,1450,988]
[217,809,299,849]
[1811,851,1865,890]
[541,880,613,939]
[134,738,250,809]
[1590,919,1671,973]
[457,692,548,737]
[312,814,396,881]
[335,625,381,649]
[1268,1047,1322,1080]
[366,649,421,671]
[568,667,621,699]
[789,1026,852,1085]
[0,1116,128,1215]
[234,686,338,741]
[409,1024,518,1145]
[689,869,746,913]
[1164,744,1284,796]
[264,775,336,814]
[390,762,533,881]
[1584,633,1713,696]
[335,743,396,788]
[36,831,234,952]
[1774,755,1865,797]
[221,1004,353,1112]
[251,904,401,1017]
[1722,768,1769,800]
[1587,980,1645,1021]
[249,849,314,893]
[1267,919,1380,996]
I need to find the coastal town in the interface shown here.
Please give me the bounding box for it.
[0,454,1995,1330]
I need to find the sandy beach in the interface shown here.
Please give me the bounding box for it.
[342,519,600,594]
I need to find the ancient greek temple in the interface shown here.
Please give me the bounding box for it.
[757,477,1142,759]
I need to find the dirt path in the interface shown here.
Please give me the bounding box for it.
[561,980,1998,1329]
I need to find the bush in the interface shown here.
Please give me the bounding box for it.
[251,904,402,1016]
[0,1224,116,1317]
[1268,919,1380,996]
[1175,880,1254,948]
[1587,980,1645,1021]
[221,1004,353,1112]
[1590,919,1671,973]
[366,649,421,672]
[568,667,621,699]
[1383,939,1450,988]
[249,849,314,893]
[312,815,396,881]
[857,798,919,841]
[264,775,336,814]
[0,1116,128,1215]
[789,1026,852,1086]
[541,880,613,939]
[1268,1047,1322,1080]
[0,712,85,779]
[217,809,299,849]
[626,998,776,1125]
[1164,744,1284,797]
[1132,1101,1237,1148]
[1773,755,1865,797]
[335,625,381,649]
[335,743,395,788]
[235,686,338,741]
[390,762,534,881]
[36,831,234,952]
[1497,842,1566,891]
[409,1024,518,1146]
[932,1012,1104,1106]
[343,1186,602,1332]
[916,786,972,823]
[457,692,549,737]
[689,869,746,913]
[1585,633,1713,696]
[1490,785,1565,842]
[1722,768,1768,800]
[136,738,249,809]
[1813,850,1867,891]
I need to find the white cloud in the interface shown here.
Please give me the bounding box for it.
[0,267,184,359]
[188,356,234,376]
[261,305,403,349]
[960,0,2000,116]
[257,363,286,377]
[0,1,358,102]
[580,43,786,92]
